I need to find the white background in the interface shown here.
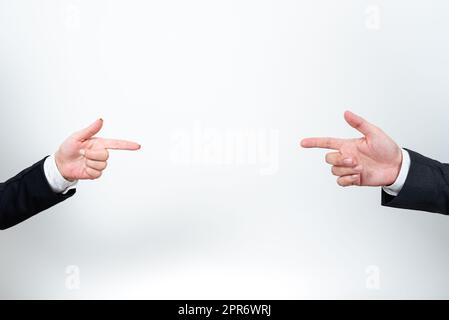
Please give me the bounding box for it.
[1,0,449,299]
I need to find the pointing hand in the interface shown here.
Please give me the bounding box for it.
[55,119,141,181]
[301,111,402,187]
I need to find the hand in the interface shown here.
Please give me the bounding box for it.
[301,111,402,187]
[55,119,141,181]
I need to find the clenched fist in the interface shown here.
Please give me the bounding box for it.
[55,119,141,181]
[301,111,402,187]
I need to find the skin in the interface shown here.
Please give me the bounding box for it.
[301,111,403,187]
[55,119,140,181]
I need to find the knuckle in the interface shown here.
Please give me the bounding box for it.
[331,166,339,176]
[92,171,102,179]
[87,171,96,180]
[338,177,349,187]
[337,178,344,187]
[87,168,101,180]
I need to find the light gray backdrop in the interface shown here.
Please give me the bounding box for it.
[1,0,449,299]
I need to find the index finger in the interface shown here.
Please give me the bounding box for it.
[300,137,345,150]
[100,139,141,150]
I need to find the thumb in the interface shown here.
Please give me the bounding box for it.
[344,111,377,137]
[73,118,104,141]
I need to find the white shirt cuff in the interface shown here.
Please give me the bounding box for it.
[43,154,78,194]
[382,149,411,197]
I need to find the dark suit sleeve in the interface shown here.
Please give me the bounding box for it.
[382,149,449,215]
[0,157,76,230]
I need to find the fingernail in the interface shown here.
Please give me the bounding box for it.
[343,158,353,165]
[352,174,359,180]
[354,165,363,172]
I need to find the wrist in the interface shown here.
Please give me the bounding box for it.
[383,149,410,196]
[54,150,75,182]
[44,154,78,194]
[386,147,403,186]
